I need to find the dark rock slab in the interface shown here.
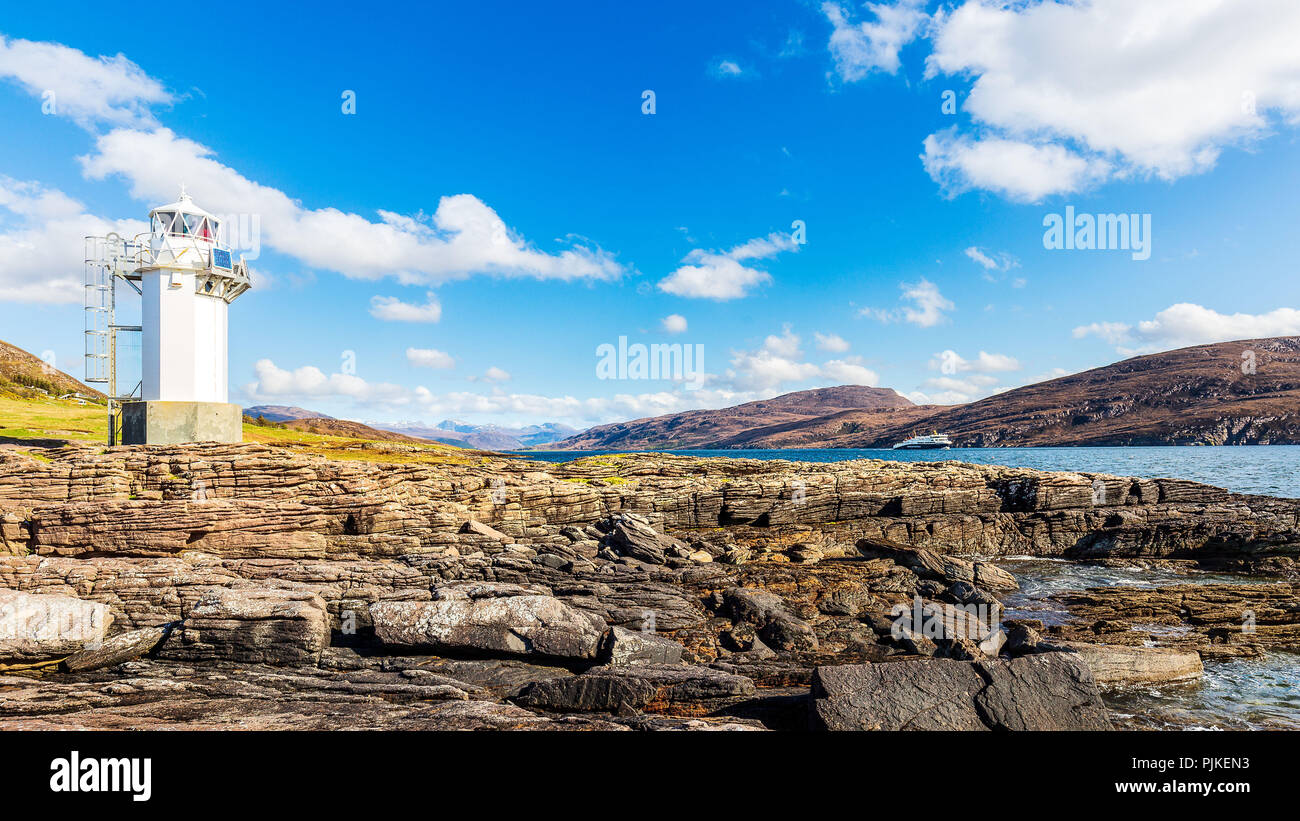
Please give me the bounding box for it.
[514,663,755,714]
[810,653,1111,731]
[811,659,990,731]
[974,653,1113,730]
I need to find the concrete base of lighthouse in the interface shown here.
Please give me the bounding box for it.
[120,401,243,445]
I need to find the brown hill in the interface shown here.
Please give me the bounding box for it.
[839,336,1300,448]
[553,385,915,450]
[0,339,104,401]
[551,337,1300,450]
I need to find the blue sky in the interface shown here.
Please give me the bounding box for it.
[2,0,1299,427]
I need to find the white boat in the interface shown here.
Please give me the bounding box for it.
[892,433,953,450]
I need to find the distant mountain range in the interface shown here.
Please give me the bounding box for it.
[241,407,576,450]
[551,337,1300,450]
[369,419,580,450]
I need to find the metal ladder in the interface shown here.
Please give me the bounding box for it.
[84,234,142,446]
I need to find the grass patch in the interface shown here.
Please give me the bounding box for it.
[242,423,476,465]
[0,395,480,466]
[0,396,107,442]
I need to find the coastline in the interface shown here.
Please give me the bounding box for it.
[513,445,1300,498]
[2,441,1298,730]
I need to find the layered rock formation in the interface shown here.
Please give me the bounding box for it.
[2,442,1298,729]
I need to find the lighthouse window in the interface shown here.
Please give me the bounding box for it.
[153,212,176,234]
[184,214,203,235]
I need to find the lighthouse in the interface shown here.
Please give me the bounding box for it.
[84,188,251,445]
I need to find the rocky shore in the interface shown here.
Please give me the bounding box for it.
[2,442,1298,730]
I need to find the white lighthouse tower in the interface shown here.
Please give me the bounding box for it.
[84,188,251,445]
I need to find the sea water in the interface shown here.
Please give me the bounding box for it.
[999,558,1300,730]
[516,445,1300,498]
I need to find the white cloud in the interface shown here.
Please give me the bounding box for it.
[0,40,623,295]
[907,388,969,405]
[778,30,806,59]
[929,349,1022,374]
[244,359,408,403]
[78,128,624,285]
[0,177,146,303]
[725,327,878,392]
[0,39,624,290]
[860,278,954,327]
[727,349,822,392]
[814,332,850,352]
[406,347,456,369]
[922,130,1110,202]
[417,386,764,425]
[711,59,746,78]
[658,230,797,300]
[661,314,688,334]
[760,326,802,358]
[370,292,442,322]
[727,328,817,391]
[1070,320,1133,347]
[242,356,765,426]
[409,386,762,427]
[920,0,1300,198]
[915,371,1009,404]
[466,366,511,384]
[822,0,929,80]
[1074,303,1300,354]
[0,36,173,129]
[820,358,879,385]
[1032,367,1072,383]
[964,246,1019,272]
[245,267,273,290]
